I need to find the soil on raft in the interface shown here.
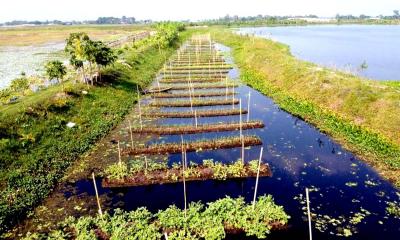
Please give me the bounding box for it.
[131,121,264,135]
[122,135,263,155]
[142,109,248,118]
[152,91,236,98]
[102,164,272,187]
[149,99,239,107]
[159,78,224,83]
[154,84,237,91]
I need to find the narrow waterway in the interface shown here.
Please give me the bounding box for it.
[66,43,400,239]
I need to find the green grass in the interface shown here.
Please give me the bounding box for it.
[0,30,190,233]
[210,28,400,187]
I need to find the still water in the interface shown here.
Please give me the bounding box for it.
[238,25,400,81]
[69,44,400,239]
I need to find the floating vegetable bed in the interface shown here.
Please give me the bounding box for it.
[25,195,289,239]
[122,135,262,155]
[152,91,236,98]
[103,159,271,187]
[150,98,239,107]
[142,108,247,118]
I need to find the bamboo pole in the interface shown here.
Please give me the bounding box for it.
[194,110,198,128]
[92,172,103,216]
[128,120,134,147]
[247,91,251,122]
[117,141,122,166]
[137,86,143,130]
[252,147,263,209]
[306,188,313,240]
[239,99,243,139]
[182,148,187,218]
[241,138,245,164]
[232,84,235,109]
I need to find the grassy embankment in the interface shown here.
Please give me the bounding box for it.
[211,29,400,187]
[0,27,190,233]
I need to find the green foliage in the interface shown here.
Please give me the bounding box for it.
[9,76,29,93]
[104,163,129,181]
[0,31,183,234]
[44,60,67,81]
[386,202,400,218]
[22,195,289,239]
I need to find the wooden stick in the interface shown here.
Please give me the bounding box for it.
[306,188,313,240]
[194,110,198,128]
[128,120,134,147]
[117,141,122,166]
[92,172,103,216]
[241,138,245,164]
[239,99,243,139]
[252,147,263,209]
[182,148,187,218]
[247,91,251,122]
[232,84,235,109]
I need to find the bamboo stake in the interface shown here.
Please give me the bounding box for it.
[252,147,263,209]
[241,138,245,164]
[128,120,134,147]
[306,188,313,240]
[92,172,103,216]
[232,84,235,109]
[144,155,148,173]
[137,86,143,130]
[117,141,122,166]
[182,148,187,218]
[194,110,198,128]
[164,233,169,240]
[247,91,251,122]
[239,99,243,139]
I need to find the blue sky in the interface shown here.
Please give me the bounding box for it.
[0,0,399,22]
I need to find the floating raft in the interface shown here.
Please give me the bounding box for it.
[102,163,271,188]
[131,121,264,135]
[150,99,239,107]
[142,109,248,118]
[122,135,262,155]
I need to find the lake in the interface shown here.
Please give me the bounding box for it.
[237,25,400,81]
[0,42,65,89]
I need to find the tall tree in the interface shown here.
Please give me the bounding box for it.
[65,32,89,83]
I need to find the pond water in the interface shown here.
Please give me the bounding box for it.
[67,43,399,239]
[0,42,66,89]
[237,25,400,81]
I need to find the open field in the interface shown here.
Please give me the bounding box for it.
[0,24,149,46]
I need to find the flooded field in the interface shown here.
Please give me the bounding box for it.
[0,42,66,89]
[11,37,400,239]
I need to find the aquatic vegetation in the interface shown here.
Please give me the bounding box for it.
[122,135,262,155]
[22,195,288,240]
[103,159,271,187]
[130,120,264,135]
[150,98,239,107]
[213,30,400,187]
[386,202,400,218]
[143,108,247,118]
[152,91,236,98]
[0,27,188,234]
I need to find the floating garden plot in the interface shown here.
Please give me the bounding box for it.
[122,135,262,155]
[142,108,247,118]
[159,78,223,83]
[152,91,236,98]
[29,195,288,239]
[131,120,264,135]
[103,159,271,187]
[150,98,239,107]
[153,83,237,91]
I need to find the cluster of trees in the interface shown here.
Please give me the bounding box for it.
[335,10,400,20]
[1,16,138,26]
[196,15,307,26]
[64,33,117,85]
